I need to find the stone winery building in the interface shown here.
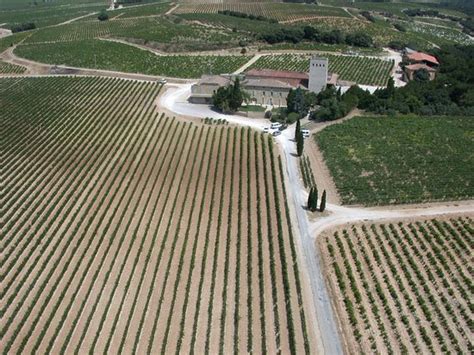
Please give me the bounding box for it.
[189,56,338,106]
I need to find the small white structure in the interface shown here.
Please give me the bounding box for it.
[308,56,328,94]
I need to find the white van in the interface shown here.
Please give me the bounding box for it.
[270,122,282,129]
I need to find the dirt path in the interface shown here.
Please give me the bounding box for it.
[232,54,261,74]
[166,3,179,15]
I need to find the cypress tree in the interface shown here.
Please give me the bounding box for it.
[295,118,301,141]
[307,188,313,211]
[296,128,304,157]
[314,186,318,210]
[320,190,327,212]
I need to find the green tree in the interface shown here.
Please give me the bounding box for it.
[296,127,304,156]
[307,188,314,211]
[320,190,327,212]
[295,118,301,141]
[287,87,308,117]
[212,78,247,113]
[98,9,109,21]
[414,68,430,82]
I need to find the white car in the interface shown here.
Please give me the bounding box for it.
[302,129,310,138]
[272,130,281,137]
[263,127,269,133]
[158,78,167,85]
[270,122,282,129]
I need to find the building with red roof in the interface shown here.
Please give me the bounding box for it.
[406,51,439,66]
[404,51,439,81]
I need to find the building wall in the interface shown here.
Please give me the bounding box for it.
[244,86,291,106]
[191,83,219,96]
[308,57,328,94]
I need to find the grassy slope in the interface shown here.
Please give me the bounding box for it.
[316,115,474,205]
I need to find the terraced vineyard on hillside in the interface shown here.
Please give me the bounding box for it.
[248,54,394,86]
[319,217,473,354]
[1,76,313,354]
[174,2,350,21]
[15,40,249,78]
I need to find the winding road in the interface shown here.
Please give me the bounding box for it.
[159,83,474,354]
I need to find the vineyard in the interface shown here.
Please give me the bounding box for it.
[23,17,236,46]
[319,216,473,354]
[1,76,314,354]
[0,60,26,74]
[247,54,394,86]
[15,40,249,78]
[174,2,350,22]
[316,116,474,205]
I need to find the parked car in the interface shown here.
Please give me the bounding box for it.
[158,78,167,84]
[263,127,269,133]
[302,129,310,138]
[279,124,288,131]
[272,130,281,137]
[270,122,282,129]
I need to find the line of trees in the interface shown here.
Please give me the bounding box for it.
[218,10,278,23]
[260,25,374,48]
[11,22,36,33]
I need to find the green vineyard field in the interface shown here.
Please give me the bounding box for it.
[320,217,473,353]
[316,115,474,205]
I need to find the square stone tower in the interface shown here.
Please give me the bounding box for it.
[308,56,328,94]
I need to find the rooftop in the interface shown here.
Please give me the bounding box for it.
[196,75,231,86]
[246,69,309,80]
[406,52,439,65]
[243,78,295,89]
[405,63,437,72]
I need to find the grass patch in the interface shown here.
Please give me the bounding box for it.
[316,115,474,205]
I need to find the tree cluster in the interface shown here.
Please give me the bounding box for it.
[212,78,247,113]
[260,26,373,48]
[11,22,36,33]
[218,10,277,23]
[360,11,376,23]
[311,85,359,121]
[353,45,474,116]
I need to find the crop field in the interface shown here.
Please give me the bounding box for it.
[319,216,473,354]
[402,20,473,46]
[174,3,350,22]
[23,16,236,46]
[0,60,26,74]
[1,75,313,354]
[316,116,474,206]
[15,40,249,78]
[248,54,394,86]
[0,3,107,28]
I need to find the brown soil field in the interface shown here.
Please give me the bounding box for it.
[0,76,315,354]
[318,215,474,354]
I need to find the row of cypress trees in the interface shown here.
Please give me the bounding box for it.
[307,187,326,212]
[295,118,326,212]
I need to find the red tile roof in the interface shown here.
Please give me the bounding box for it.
[406,52,439,65]
[246,69,309,80]
[405,63,437,72]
